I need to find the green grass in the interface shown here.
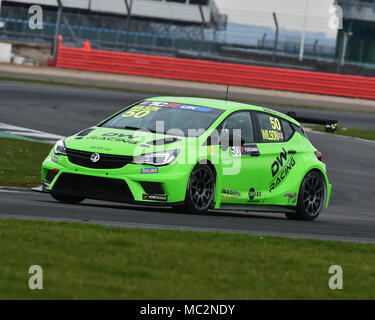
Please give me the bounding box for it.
[0,218,374,299]
[0,138,51,188]
[309,126,375,141]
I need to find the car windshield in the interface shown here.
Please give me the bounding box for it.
[101,101,224,137]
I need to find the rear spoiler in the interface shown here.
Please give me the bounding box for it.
[287,112,338,132]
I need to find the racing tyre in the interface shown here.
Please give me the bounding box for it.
[285,170,326,221]
[51,193,85,204]
[184,164,216,214]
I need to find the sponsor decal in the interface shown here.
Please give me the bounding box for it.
[85,133,140,144]
[284,193,297,204]
[222,188,241,197]
[178,105,212,113]
[231,146,242,157]
[269,148,296,192]
[140,101,172,108]
[248,188,261,201]
[261,116,284,141]
[221,195,239,200]
[89,146,111,152]
[75,128,95,139]
[241,144,259,156]
[143,194,168,201]
[141,168,159,174]
[122,104,162,119]
[261,129,281,141]
[269,117,281,130]
[77,128,95,137]
[147,137,180,146]
[139,101,222,114]
[51,155,59,164]
[231,144,259,157]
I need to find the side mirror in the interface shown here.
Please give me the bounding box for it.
[221,130,245,151]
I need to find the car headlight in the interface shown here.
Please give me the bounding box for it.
[134,150,179,166]
[54,139,67,156]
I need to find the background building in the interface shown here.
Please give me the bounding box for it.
[0,0,227,54]
[2,0,375,75]
[337,0,375,66]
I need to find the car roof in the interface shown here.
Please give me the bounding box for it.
[147,96,300,126]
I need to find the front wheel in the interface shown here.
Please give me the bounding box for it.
[51,193,85,204]
[183,164,216,214]
[285,171,326,221]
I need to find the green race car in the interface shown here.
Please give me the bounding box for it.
[41,97,337,221]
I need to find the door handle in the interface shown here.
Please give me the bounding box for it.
[288,150,297,154]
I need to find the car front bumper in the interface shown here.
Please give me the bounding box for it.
[41,153,190,205]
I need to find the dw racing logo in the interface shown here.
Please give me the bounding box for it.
[269,148,296,192]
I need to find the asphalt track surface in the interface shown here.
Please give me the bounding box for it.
[0,81,374,243]
[1,81,375,136]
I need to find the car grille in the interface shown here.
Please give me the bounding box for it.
[52,173,134,202]
[66,149,133,169]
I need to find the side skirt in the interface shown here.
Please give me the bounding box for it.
[219,204,296,213]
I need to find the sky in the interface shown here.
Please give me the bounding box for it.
[215,0,337,37]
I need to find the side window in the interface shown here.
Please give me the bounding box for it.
[281,119,294,141]
[221,111,255,143]
[257,113,284,143]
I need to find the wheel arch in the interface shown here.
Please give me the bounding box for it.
[198,159,221,209]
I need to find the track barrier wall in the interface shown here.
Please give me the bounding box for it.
[56,41,375,100]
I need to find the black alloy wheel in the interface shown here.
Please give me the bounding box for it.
[185,164,216,214]
[285,170,325,221]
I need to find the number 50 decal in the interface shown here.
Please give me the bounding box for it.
[122,110,150,118]
[270,117,281,130]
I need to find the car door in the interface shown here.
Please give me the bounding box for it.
[218,111,265,205]
[254,112,303,206]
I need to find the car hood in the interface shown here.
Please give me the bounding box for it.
[64,127,184,156]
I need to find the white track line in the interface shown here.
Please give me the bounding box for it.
[0,189,28,194]
[0,122,64,142]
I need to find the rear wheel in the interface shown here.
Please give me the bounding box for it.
[176,164,216,214]
[51,193,85,204]
[285,171,326,221]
